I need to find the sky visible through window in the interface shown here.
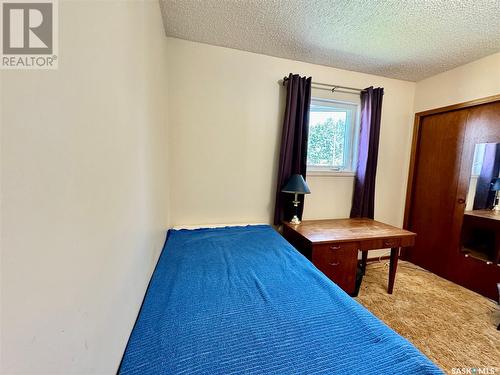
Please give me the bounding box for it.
[308,110,347,167]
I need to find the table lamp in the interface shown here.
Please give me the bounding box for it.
[491,178,500,211]
[281,174,311,224]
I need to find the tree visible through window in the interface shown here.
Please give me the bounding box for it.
[307,99,358,172]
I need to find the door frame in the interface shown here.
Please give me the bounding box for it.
[402,94,500,231]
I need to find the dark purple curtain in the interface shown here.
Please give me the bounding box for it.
[273,73,312,225]
[473,143,500,210]
[350,87,384,219]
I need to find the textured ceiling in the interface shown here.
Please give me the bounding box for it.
[160,0,500,81]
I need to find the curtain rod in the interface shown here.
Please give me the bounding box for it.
[282,76,366,94]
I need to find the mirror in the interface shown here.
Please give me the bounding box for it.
[461,143,500,264]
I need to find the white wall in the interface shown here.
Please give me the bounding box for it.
[167,38,416,231]
[414,52,500,112]
[0,1,169,374]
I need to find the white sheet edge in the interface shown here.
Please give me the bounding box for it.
[172,222,269,230]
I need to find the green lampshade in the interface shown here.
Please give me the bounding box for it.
[281,174,311,194]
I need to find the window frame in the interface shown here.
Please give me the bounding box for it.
[306,97,360,176]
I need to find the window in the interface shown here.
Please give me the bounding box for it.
[307,98,359,173]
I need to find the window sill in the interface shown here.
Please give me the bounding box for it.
[306,170,356,177]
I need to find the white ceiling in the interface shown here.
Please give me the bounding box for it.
[159,0,500,82]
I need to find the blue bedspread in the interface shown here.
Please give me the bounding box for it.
[120,225,442,374]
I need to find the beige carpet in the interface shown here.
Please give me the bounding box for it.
[356,261,500,374]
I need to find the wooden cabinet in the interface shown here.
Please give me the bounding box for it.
[404,97,500,300]
[461,210,500,265]
[311,242,359,293]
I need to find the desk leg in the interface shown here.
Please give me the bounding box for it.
[388,247,399,294]
[494,234,500,265]
[361,251,368,275]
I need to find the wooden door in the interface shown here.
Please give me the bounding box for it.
[447,102,500,299]
[405,110,469,277]
[404,99,500,299]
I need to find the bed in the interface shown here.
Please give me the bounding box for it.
[119,225,442,374]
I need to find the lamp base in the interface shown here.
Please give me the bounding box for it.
[290,215,301,225]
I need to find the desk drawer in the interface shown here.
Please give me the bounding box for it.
[311,242,358,294]
[314,241,359,253]
[359,237,401,251]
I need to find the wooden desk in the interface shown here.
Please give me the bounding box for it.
[464,209,500,221]
[282,218,416,295]
[463,210,500,264]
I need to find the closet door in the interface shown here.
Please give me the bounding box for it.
[453,101,500,253]
[406,110,469,276]
[448,101,500,298]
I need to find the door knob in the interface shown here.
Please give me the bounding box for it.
[457,198,466,204]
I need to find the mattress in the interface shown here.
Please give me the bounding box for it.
[119,225,442,374]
